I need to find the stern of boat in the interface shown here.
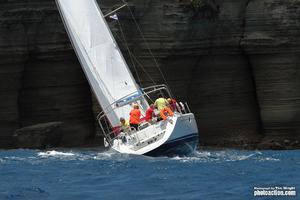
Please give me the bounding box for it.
[145,113,199,156]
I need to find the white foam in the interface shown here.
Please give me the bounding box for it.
[170,151,214,163]
[93,151,134,161]
[4,156,28,161]
[225,153,256,162]
[169,151,267,163]
[93,152,113,160]
[37,150,121,161]
[257,157,280,162]
[38,150,75,158]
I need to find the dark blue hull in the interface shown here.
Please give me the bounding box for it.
[145,133,199,157]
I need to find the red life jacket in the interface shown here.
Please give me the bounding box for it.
[145,107,154,121]
[169,99,177,111]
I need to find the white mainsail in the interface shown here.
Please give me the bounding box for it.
[56,0,148,127]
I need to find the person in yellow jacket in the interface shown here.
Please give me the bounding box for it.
[154,94,169,111]
[119,117,130,133]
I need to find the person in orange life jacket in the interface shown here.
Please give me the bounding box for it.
[145,104,156,122]
[160,106,174,121]
[129,104,141,130]
[167,98,178,112]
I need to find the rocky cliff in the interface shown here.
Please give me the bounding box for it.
[0,0,95,148]
[0,0,300,149]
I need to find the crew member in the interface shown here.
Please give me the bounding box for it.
[154,94,168,111]
[160,106,174,121]
[167,98,178,112]
[129,104,141,130]
[145,104,155,122]
[119,117,130,133]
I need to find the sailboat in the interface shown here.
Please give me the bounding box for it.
[56,0,199,156]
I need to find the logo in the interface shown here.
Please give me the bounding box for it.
[254,186,296,197]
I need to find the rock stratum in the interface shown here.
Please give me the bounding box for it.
[0,0,300,149]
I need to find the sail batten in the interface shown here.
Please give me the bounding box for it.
[56,0,147,126]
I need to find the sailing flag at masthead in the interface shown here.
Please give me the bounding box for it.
[109,13,118,20]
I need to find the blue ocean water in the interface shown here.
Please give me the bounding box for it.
[0,149,299,200]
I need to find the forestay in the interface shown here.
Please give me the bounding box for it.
[56,0,148,127]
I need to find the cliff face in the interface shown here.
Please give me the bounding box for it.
[242,0,300,145]
[0,1,95,148]
[0,0,300,148]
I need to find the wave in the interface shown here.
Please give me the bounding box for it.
[257,157,280,162]
[170,150,280,163]
[37,149,127,161]
[0,149,281,165]
[38,150,75,157]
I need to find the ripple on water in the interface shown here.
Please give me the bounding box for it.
[5,187,49,200]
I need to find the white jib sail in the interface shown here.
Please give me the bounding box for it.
[56,0,148,127]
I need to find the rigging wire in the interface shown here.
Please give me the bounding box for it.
[115,15,143,87]
[113,30,157,86]
[120,0,171,90]
[113,31,155,104]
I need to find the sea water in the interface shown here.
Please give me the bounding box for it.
[0,149,299,200]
